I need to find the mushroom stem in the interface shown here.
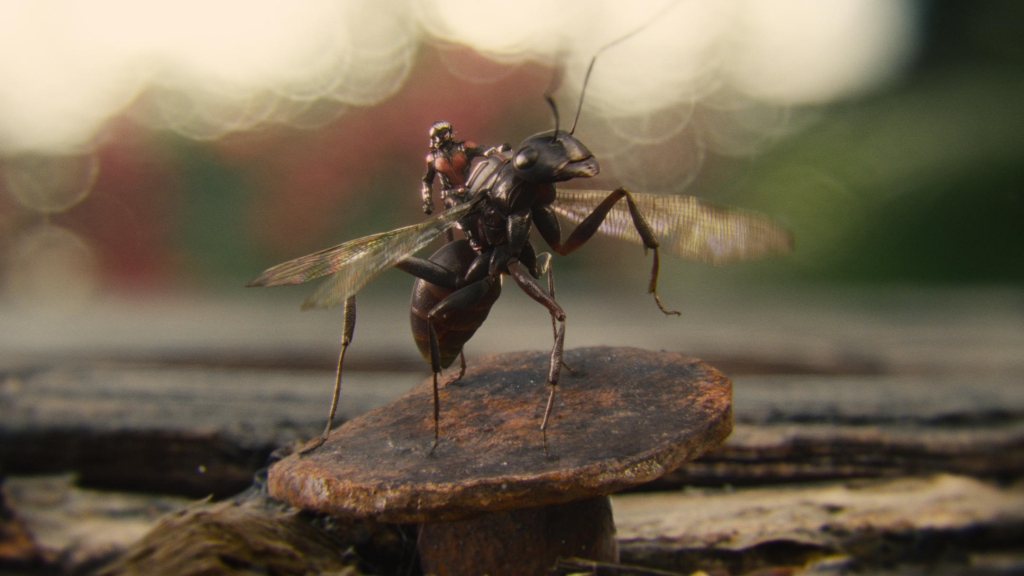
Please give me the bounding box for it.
[417,496,617,576]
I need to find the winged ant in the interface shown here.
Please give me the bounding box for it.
[248,16,794,456]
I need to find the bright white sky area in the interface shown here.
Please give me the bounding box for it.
[0,0,920,155]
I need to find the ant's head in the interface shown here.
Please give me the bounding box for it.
[429,121,453,149]
[511,130,599,183]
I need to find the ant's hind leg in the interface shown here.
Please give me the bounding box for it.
[300,295,356,456]
[395,257,459,290]
[445,351,467,386]
[424,279,496,452]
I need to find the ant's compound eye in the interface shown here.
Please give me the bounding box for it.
[514,147,539,170]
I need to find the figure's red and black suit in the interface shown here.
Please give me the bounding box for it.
[420,120,485,215]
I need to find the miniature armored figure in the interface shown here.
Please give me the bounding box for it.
[420,121,486,215]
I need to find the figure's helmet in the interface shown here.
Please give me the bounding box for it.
[429,121,453,148]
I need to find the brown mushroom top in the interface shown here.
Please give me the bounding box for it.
[268,347,732,523]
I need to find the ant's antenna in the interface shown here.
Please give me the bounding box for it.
[543,51,567,139]
[569,0,682,135]
[546,95,560,140]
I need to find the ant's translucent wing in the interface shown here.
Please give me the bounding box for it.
[248,201,474,309]
[551,189,793,264]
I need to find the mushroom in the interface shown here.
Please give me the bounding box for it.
[268,346,732,575]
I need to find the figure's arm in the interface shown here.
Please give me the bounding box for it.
[463,140,485,160]
[421,154,437,215]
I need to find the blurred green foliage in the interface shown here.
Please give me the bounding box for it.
[694,0,1024,284]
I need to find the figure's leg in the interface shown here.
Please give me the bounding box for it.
[423,278,497,452]
[507,261,566,452]
[300,295,356,456]
[440,193,457,243]
[534,189,679,315]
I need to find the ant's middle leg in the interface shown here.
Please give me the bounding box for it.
[534,189,680,315]
[507,260,566,451]
[532,251,574,374]
[533,252,556,336]
[515,242,559,340]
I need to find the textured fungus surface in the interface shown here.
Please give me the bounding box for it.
[268,346,732,522]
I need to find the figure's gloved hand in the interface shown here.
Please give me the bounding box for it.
[421,185,434,215]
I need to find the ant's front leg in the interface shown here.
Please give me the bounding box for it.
[300,295,356,456]
[534,190,680,315]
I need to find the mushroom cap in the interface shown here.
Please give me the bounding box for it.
[268,347,732,523]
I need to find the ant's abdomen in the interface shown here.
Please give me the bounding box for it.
[410,240,502,368]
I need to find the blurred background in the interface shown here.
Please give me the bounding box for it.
[4,4,1023,571]
[0,0,1021,367]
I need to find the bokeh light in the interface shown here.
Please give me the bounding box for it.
[3,223,99,313]
[1,152,99,213]
[0,0,918,155]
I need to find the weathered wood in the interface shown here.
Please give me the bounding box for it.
[0,367,419,497]
[3,363,1023,498]
[612,474,1024,575]
[615,474,1024,550]
[654,373,1024,487]
[0,365,419,441]
[1,288,1020,574]
[656,422,1024,489]
[7,473,1022,576]
[268,347,732,522]
[1,475,192,574]
[0,482,42,570]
